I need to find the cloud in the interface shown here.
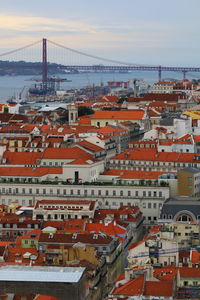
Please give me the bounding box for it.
[0,14,98,33]
[0,13,198,66]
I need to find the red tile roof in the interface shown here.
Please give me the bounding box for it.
[39,232,114,245]
[128,93,183,103]
[149,225,163,234]
[147,109,161,117]
[101,169,165,180]
[159,134,193,146]
[115,273,125,282]
[144,280,173,297]
[76,140,104,152]
[77,116,91,125]
[0,241,15,246]
[112,274,144,296]
[96,96,120,103]
[154,81,175,85]
[191,250,200,263]
[94,125,128,136]
[179,267,200,278]
[91,110,144,120]
[2,151,42,165]
[85,222,126,240]
[6,247,44,264]
[0,167,62,177]
[21,229,42,240]
[42,146,94,161]
[153,267,178,281]
[64,219,88,233]
[113,148,197,163]
[35,295,60,300]
[148,101,176,107]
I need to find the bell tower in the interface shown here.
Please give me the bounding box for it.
[68,103,78,125]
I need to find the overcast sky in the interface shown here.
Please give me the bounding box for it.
[0,0,199,66]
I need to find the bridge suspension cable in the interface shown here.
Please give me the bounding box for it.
[0,40,41,58]
[47,39,157,67]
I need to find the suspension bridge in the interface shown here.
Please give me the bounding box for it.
[0,38,200,94]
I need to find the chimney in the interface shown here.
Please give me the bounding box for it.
[124,268,131,281]
[145,266,155,281]
[72,233,77,239]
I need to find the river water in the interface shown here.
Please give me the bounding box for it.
[0,71,193,102]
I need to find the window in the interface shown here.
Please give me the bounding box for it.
[159,191,162,197]
[153,203,157,209]
[29,188,32,194]
[77,190,80,195]
[142,203,146,208]
[63,189,66,195]
[98,190,101,196]
[153,191,157,197]
[70,190,73,195]
[36,189,39,195]
[148,191,151,197]
[113,190,116,196]
[43,189,46,195]
[143,191,146,197]
[57,189,60,195]
[148,203,151,209]
[105,190,109,196]
[128,191,131,197]
[120,190,123,196]
[135,191,138,197]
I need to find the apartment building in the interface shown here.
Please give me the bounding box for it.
[90,109,150,131]
[178,167,200,197]
[33,199,97,221]
[109,148,200,172]
[159,196,200,223]
[159,222,200,248]
[0,182,169,225]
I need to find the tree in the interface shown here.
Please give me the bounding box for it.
[78,106,94,117]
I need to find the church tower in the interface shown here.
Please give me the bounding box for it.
[68,103,78,125]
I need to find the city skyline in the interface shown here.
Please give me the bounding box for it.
[0,0,200,66]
